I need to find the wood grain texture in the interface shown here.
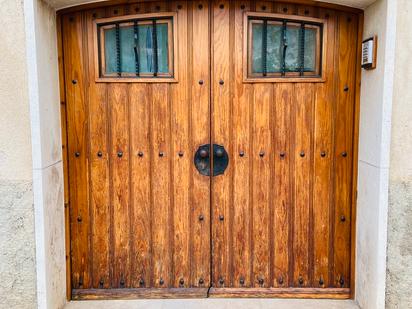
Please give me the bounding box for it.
[231,0,252,288]
[63,12,91,289]
[72,288,209,299]
[208,287,350,298]
[332,12,358,288]
[60,0,362,299]
[211,0,232,288]
[190,0,211,288]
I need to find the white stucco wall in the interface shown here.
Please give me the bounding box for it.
[1,0,404,308]
[24,0,67,308]
[386,0,412,308]
[356,0,396,308]
[0,1,37,308]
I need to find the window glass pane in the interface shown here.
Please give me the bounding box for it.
[157,23,169,73]
[267,24,282,73]
[251,23,263,73]
[304,27,316,71]
[120,26,135,73]
[249,18,320,77]
[252,23,282,73]
[103,21,170,76]
[104,27,117,74]
[138,24,154,73]
[285,25,300,72]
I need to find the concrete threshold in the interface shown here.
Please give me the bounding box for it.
[65,298,360,309]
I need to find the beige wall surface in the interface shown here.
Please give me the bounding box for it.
[0,0,37,308]
[387,0,412,308]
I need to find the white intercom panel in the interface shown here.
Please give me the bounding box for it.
[361,36,377,70]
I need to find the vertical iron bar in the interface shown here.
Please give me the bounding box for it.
[115,23,121,76]
[262,19,268,76]
[281,21,287,76]
[299,23,305,76]
[152,19,158,76]
[134,20,140,76]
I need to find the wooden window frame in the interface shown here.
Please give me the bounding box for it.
[93,12,178,83]
[243,12,327,83]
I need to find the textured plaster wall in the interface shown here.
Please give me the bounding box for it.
[386,0,412,307]
[0,0,37,308]
[24,0,67,308]
[356,0,396,308]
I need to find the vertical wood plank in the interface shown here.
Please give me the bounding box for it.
[109,83,130,288]
[63,12,91,289]
[250,1,274,288]
[313,9,336,288]
[151,83,172,287]
[86,8,110,289]
[232,0,252,288]
[191,0,211,288]
[273,83,293,288]
[129,83,151,288]
[170,0,191,288]
[293,83,313,287]
[251,83,272,287]
[333,12,358,288]
[212,0,232,287]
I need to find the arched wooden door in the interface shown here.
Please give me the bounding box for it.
[59,0,361,300]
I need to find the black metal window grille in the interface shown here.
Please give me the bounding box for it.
[98,16,172,78]
[250,16,322,78]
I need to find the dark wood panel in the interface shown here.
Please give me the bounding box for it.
[209,287,350,298]
[63,12,91,289]
[333,12,358,288]
[72,288,209,300]
[190,0,211,288]
[61,0,362,298]
[231,0,252,288]
[129,83,151,287]
[212,0,232,287]
[170,0,191,288]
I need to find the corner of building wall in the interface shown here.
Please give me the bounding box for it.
[355,0,398,308]
[24,0,67,308]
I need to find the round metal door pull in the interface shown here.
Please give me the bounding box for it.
[194,144,229,176]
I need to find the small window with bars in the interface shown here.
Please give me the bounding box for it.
[96,13,176,80]
[246,13,324,80]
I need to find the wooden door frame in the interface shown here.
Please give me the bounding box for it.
[57,0,363,300]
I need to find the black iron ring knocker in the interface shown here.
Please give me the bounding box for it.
[194,144,229,176]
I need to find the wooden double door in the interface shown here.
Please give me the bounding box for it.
[60,0,361,300]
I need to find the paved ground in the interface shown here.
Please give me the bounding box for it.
[65,299,360,309]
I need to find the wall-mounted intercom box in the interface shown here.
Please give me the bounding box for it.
[362,36,377,70]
